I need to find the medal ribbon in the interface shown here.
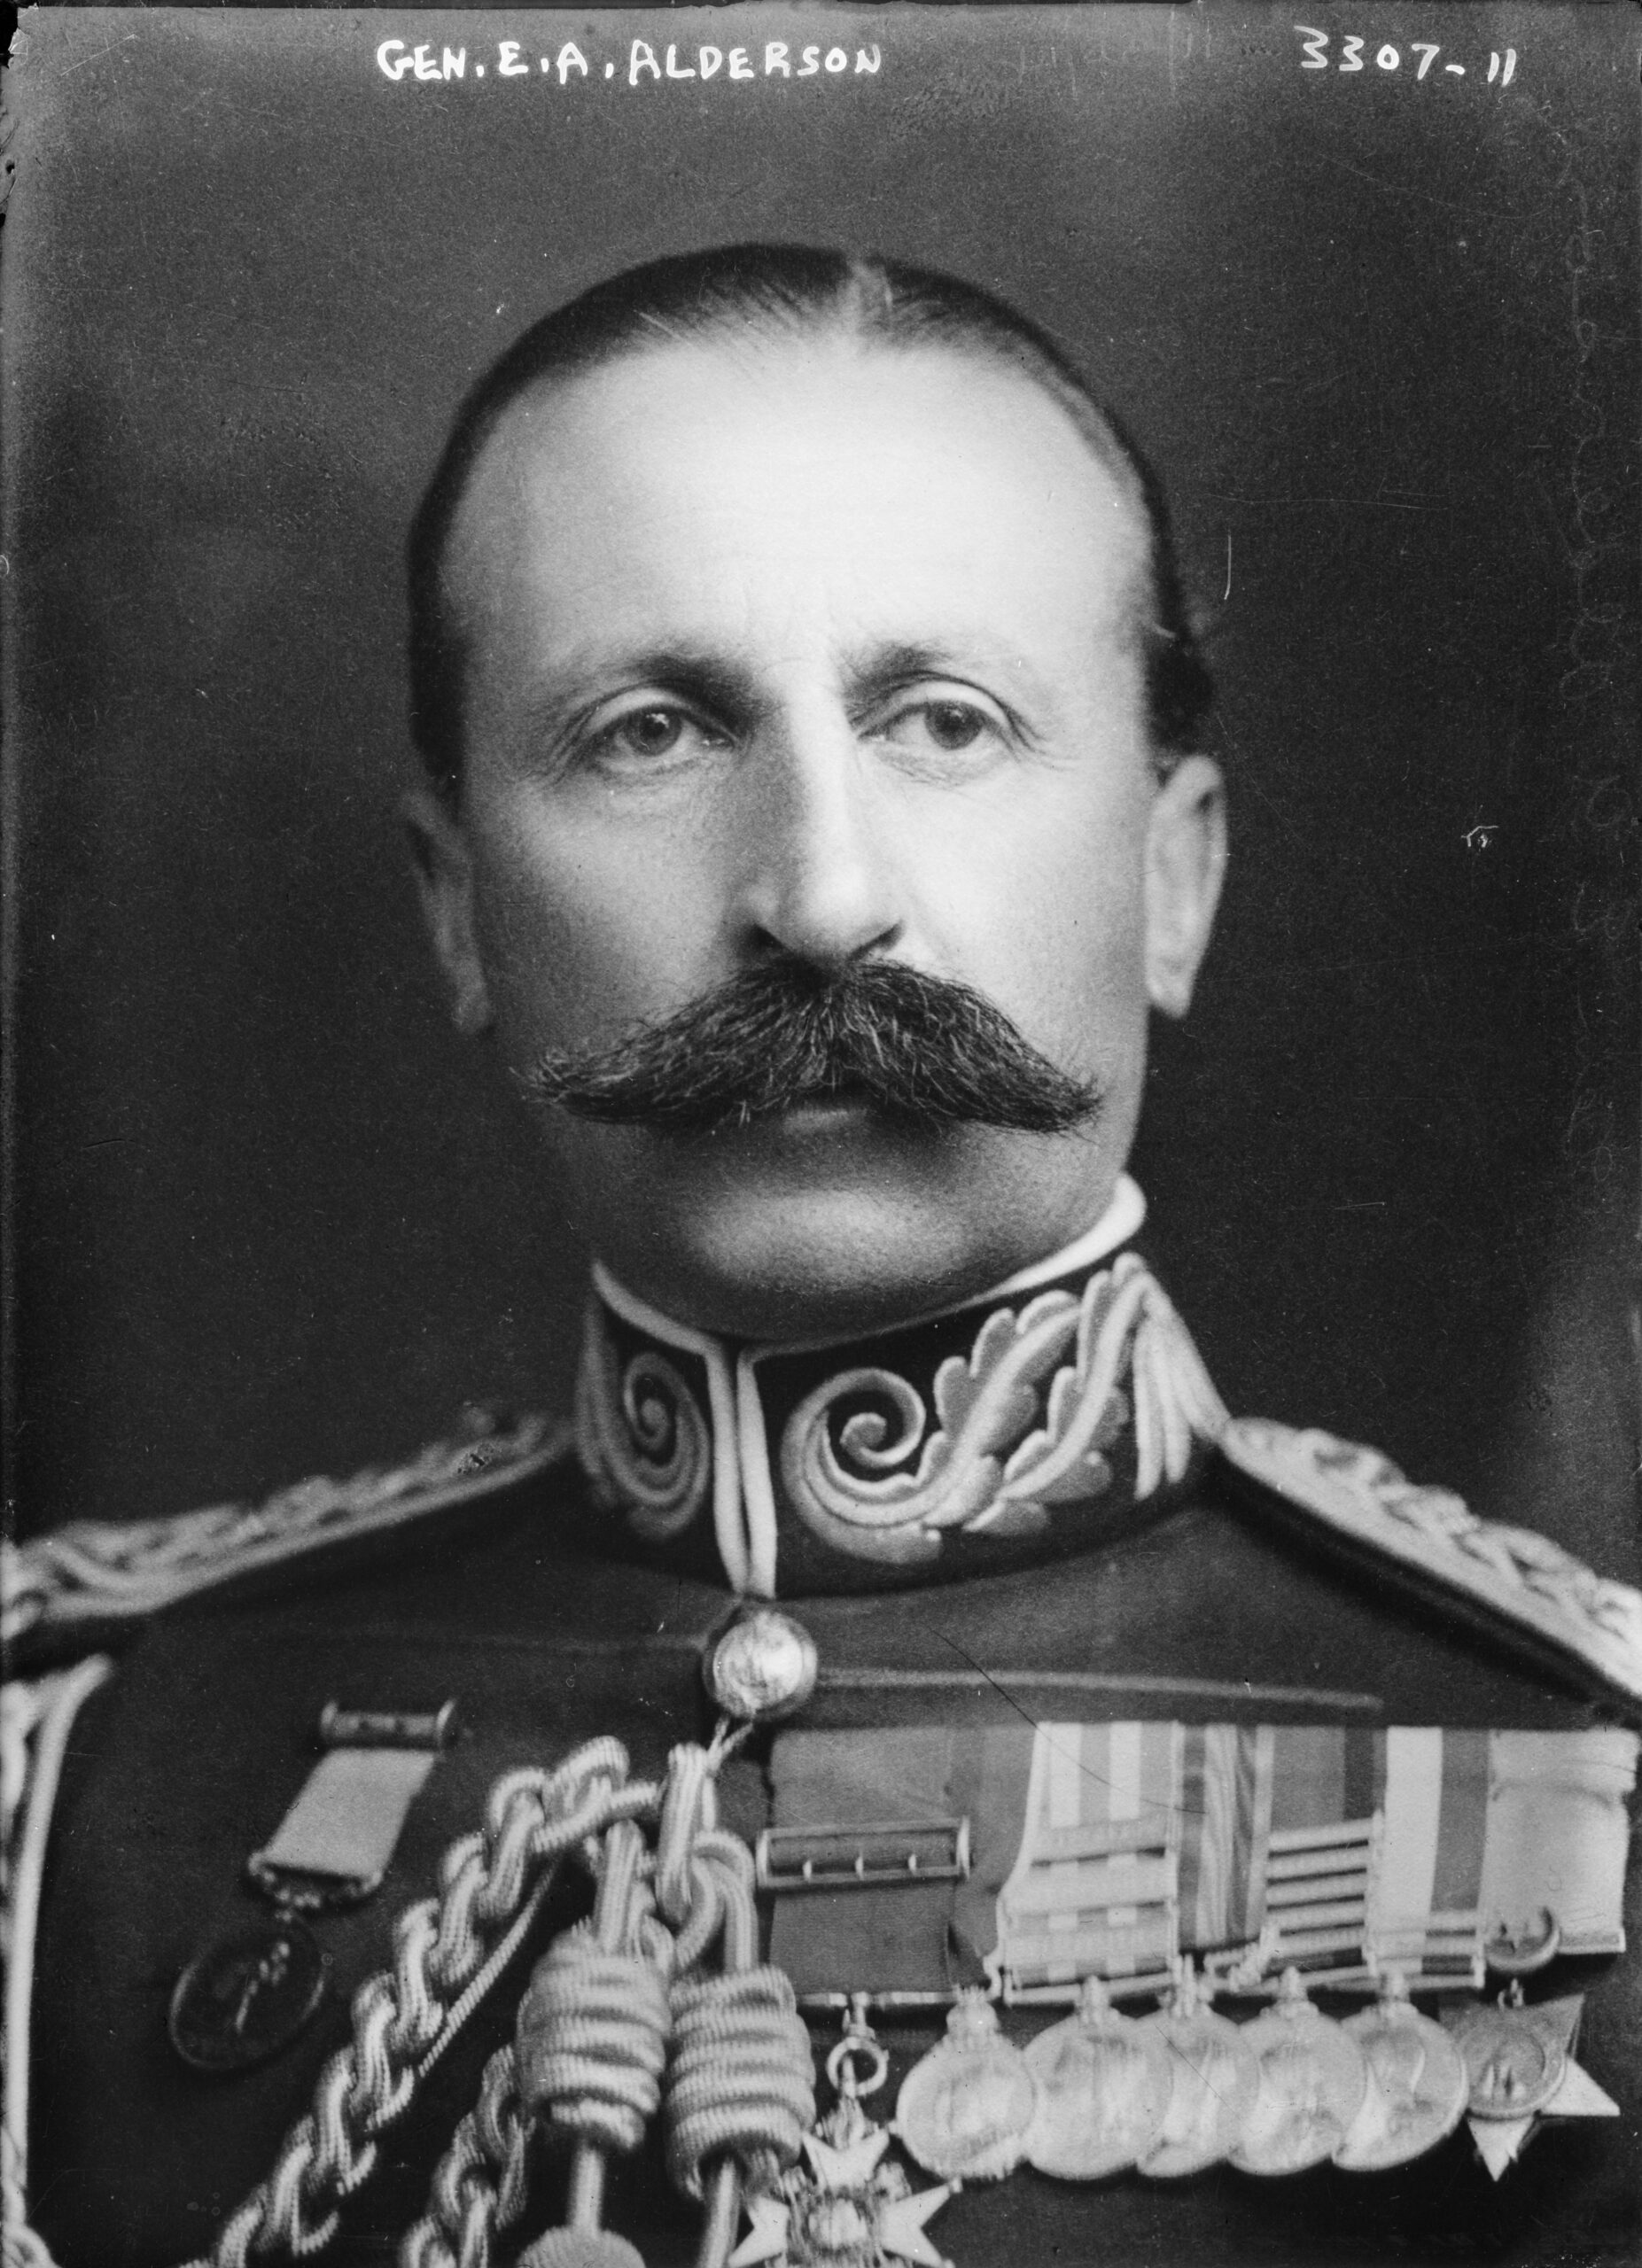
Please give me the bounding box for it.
[766,1722,1637,1999]
[249,1703,457,1905]
[253,1748,440,1897]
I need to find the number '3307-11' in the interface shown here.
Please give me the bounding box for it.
[1295,25,1517,84]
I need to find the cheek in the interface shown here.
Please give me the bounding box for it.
[999,861,1148,1079]
[914,766,1151,1070]
[463,794,722,1058]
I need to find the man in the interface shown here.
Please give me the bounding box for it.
[8,246,1640,2268]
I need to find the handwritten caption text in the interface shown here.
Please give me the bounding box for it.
[377,37,883,88]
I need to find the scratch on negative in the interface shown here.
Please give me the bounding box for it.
[937,1630,1173,1820]
[58,32,140,78]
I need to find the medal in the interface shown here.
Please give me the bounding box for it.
[895,1991,1037,2183]
[167,1914,329,2073]
[1443,1983,1619,2179]
[1449,1984,1568,2124]
[1334,1971,1467,2171]
[1137,1961,1260,2178]
[1229,1967,1366,2176]
[733,2003,958,2268]
[168,1694,455,2073]
[1023,1976,1172,2181]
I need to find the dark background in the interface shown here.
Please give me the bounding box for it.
[5,4,1638,1575]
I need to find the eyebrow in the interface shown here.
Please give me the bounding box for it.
[518,645,765,742]
[845,638,1034,697]
[843,639,1059,731]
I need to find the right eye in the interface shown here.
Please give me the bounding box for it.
[583,704,732,772]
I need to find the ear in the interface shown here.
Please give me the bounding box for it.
[1143,754,1226,1020]
[401,788,494,1036]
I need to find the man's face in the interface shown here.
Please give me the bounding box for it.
[415,333,1224,1340]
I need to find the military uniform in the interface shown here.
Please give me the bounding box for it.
[8,1182,1640,2268]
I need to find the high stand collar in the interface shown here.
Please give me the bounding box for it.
[574,1177,1228,1599]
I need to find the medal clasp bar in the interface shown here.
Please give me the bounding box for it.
[318,1698,459,1751]
[757,1818,970,1893]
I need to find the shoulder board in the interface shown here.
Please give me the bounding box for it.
[2,1408,573,1666]
[1222,1417,1642,1712]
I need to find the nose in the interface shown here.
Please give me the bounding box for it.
[730,705,904,968]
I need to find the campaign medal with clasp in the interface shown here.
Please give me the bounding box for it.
[1335,1971,1469,2171]
[1136,1961,1260,2178]
[1023,1976,1172,2180]
[1228,1967,1368,2177]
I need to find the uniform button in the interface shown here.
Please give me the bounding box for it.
[702,1607,820,1722]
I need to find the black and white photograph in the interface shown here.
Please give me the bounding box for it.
[4,7,1638,2264]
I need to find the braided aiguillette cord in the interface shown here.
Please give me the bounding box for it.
[398,2043,533,2268]
[659,1749,740,2268]
[664,1837,813,2268]
[178,1714,805,2268]
[653,1738,813,2268]
[419,1775,659,2089]
[175,1741,637,2268]
[401,1801,677,2268]
[515,1814,671,2268]
[510,1737,813,2268]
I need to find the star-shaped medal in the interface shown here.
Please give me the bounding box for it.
[1443,1987,1619,2180]
[729,2096,958,2268]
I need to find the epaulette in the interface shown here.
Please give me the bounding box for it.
[1,1406,573,1669]
[1222,1417,1642,1713]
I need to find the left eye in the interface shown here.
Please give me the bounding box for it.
[874,697,1005,756]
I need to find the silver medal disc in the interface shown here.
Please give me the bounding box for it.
[1335,1979,1469,2171]
[1229,1969,1368,2176]
[1137,1968,1261,2179]
[1024,1977,1173,2180]
[895,1992,1038,2182]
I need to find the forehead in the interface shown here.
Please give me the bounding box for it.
[446,334,1151,695]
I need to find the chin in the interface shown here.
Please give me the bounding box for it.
[601,1131,1089,1342]
[672,1189,997,1342]
[565,1108,1124,1342]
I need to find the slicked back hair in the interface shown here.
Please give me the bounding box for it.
[408,243,1213,807]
